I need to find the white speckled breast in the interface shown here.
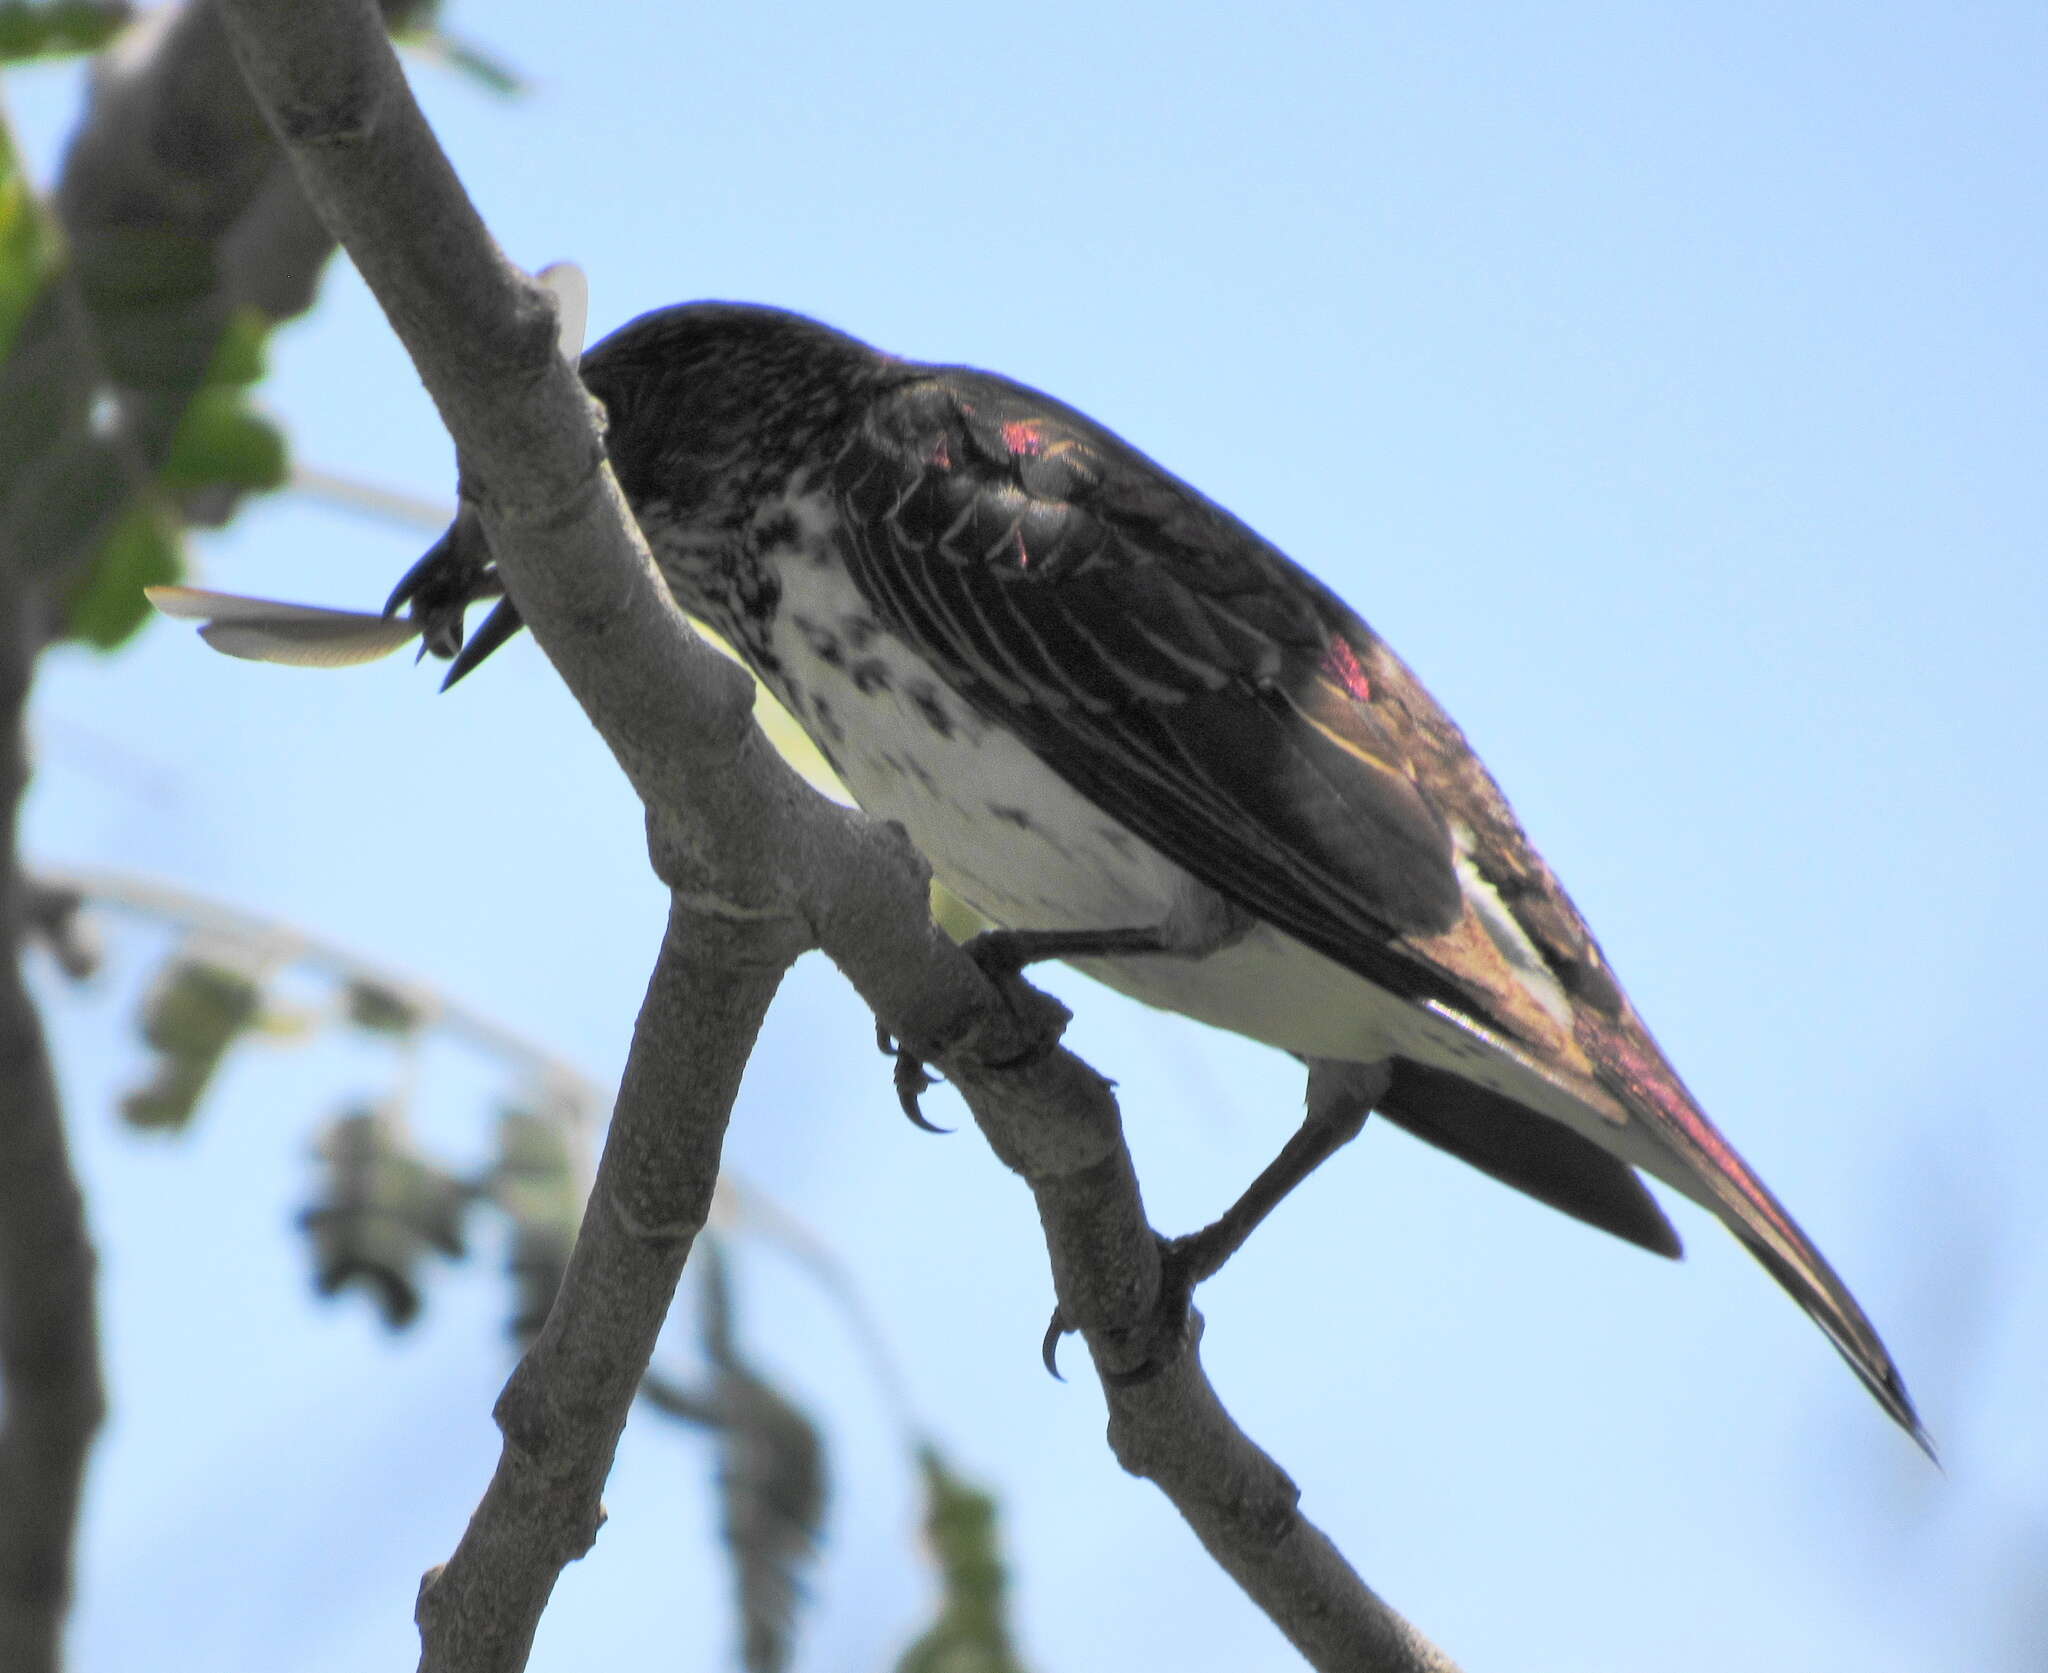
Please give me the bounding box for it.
[705,498,1664,1170]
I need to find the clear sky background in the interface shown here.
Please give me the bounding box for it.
[10,2,2046,1668]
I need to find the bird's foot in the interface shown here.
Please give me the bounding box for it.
[875,931,1092,1132]
[874,1020,952,1134]
[1042,1229,1213,1385]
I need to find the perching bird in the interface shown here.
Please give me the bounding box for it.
[386,301,1924,1446]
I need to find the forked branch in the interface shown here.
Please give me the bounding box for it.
[216,3,1463,1668]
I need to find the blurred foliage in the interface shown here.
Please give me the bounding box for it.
[0,0,131,64]
[120,949,262,1131]
[0,91,296,647]
[662,1241,829,1673]
[63,500,179,649]
[343,975,424,1037]
[61,308,290,648]
[66,870,1026,1672]
[487,1102,583,1340]
[159,320,290,504]
[0,112,58,357]
[301,1104,470,1327]
[897,1447,1030,1673]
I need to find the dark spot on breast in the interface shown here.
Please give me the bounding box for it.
[842,615,882,652]
[907,680,954,737]
[754,511,801,550]
[986,803,1034,830]
[737,568,782,618]
[810,696,845,745]
[850,657,893,695]
[1094,824,1135,857]
[793,614,843,666]
[878,750,941,796]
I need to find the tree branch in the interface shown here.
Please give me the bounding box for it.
[0,573,105,1673]
[215,3,1465,1667]
[416,900,805,1668]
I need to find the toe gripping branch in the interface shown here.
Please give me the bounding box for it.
[875,924,1154,1134]
[875,1018,952,1133]
[876,921,1200,1379]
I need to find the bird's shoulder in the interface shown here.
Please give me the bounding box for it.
[840,367,1334,677]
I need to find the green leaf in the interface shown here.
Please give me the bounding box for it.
[158,307,288,498]
[343,977,424,1037]
[0,108,61,363]
[160,392,286,494]
[62,500,181,651]
[301,1105,470,1327]
[0,1,133,64]
[205,306,271,387]
[120,951,263,1131]
[896,1446,1030,1673]
[62,305,293,649]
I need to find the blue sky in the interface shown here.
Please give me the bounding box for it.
[10,2,2046,1668]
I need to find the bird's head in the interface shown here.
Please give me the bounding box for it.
[386,300,883,684]
[579,301,884,523]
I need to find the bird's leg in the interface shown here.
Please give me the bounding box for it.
[1168,1057,1391,1287]
[886,897,1248,1131]
[1045,1058,1393,1382]
[965,924,1177,977]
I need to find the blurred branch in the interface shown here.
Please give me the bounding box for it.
[0,572,104,1673]
[216,2,1463,1669]
[0,9,439,1666]
[288,461,451,533]
[39,863,597,1117]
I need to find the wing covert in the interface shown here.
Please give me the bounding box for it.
[831,371,1468,974]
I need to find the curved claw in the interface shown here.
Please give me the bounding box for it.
[876,1024,952,1133]
[1042,1236,1203,1390]
[386,505,506,668]
[441,597,526,690]
[1041,1311,1068,1381]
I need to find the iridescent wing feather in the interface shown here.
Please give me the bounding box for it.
[830,367,1924,1444]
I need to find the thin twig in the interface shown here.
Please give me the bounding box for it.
[288,463,452,533]
[37,863,593,1118]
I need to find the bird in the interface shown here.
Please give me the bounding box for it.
[385,299,1926,1448]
